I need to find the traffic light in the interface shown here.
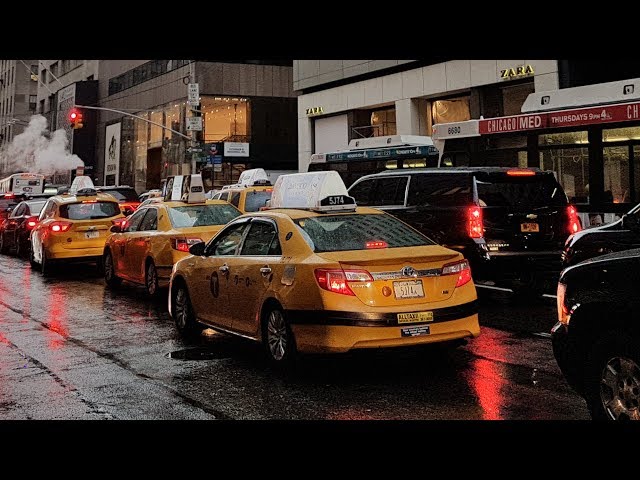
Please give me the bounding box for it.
[69,108,84,129]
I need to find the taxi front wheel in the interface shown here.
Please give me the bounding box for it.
[262,306,297,366]
[145,261,159,297]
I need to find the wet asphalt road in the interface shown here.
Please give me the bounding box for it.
[0,254,590,420]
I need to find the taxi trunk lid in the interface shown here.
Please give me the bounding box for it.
[62,218,115,249]
[317,247,463,306]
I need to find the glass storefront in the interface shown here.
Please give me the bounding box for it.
[370,108,396,137]
[538,131,590,203]
[202,97,250,142]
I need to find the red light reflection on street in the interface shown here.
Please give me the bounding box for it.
[21,265,31,323]
[465,331,509,420]
[47,285,68,350]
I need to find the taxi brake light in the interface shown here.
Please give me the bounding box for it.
[315,269,357,296]
[5,193,14,199]
[49,221,72,233]
[506,169,536,176]
[171,237,203,252]
[442,259,472,287]
[366,240,388,249]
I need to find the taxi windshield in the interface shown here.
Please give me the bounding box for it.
[294,213,434,253]
[59,201,121,220]
[244,190,272,212]
[167,204,241,228]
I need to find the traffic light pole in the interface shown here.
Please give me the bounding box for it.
[73,104,192,140]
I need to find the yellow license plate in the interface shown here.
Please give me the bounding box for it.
[397,311,434,324]
[520,223,539,232]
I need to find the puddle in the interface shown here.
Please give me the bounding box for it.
[166,347,230,360]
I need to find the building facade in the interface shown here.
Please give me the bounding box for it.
[0,60,39,161]
[95,60,297,194]
[294,60,560,173]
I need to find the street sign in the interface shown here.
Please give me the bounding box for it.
[187,83,200,105]
[187,117,202,131]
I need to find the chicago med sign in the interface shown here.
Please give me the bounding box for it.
[478,101,640,134]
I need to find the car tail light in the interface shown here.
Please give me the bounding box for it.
[442,259,472,287]
[4,193,14,199]
[366,240,388,249]
[567,205,581,234]
[26,216,38,229]
[171,237,203,253]
[468,206,483,239]
[557,282,570,324]
[49,221,72,233]
[315,268,373,296]
[120,203,140,216]
[506,169,536,176]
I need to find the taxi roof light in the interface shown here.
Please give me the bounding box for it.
[269,171,357,212]
[68,176,95,195]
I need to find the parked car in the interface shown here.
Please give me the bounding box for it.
[103,199,241,296]
[562,203,640,268]
[30,187,124,275]
[169,171,480,366]
[347,167,580,298]
[552,247,640,420]
[96,185,140,216]
[0,198,47,257]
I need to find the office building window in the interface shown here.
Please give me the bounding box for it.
[29,95,37,112]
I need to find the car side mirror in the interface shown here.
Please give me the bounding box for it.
[189,241,206,256]
[622,214,640,232]
[110,224,122,233]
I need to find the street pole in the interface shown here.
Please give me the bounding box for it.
[190,61,201,176]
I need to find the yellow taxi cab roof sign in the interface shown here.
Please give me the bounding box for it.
[238,168,270,187]
[269,171,356,212]
[68,175,95,195]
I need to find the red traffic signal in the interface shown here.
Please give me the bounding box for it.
[69,108,84,129]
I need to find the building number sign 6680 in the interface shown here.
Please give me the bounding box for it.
[447,126,461,135]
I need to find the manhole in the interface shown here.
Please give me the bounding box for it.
[166,347,229,360]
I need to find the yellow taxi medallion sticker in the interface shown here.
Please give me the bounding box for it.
[397,312,434,324]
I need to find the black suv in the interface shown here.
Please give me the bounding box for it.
[552,248,640,420]
[96,186,140,216]
[347,167,580,297]
[562,203,640,268]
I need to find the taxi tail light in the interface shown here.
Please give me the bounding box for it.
[171,237,203,253]
[467,206,484,239]
[26,216,39,229]
[49,221,72,233]
[314,268,373,296]
[442,259,472,287]
[567,205,581,234]
[366,240,388,249]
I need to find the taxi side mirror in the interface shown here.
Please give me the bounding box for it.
[189,241,206,256]
[110,224,122,233]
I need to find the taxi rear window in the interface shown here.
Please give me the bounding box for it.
[167,204,241,228]
[294,213,434,253]
[244,190,272,212]
[59,202,121,220]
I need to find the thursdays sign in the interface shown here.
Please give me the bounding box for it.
[478,101,640,134]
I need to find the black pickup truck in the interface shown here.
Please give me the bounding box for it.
[552,247,640,420]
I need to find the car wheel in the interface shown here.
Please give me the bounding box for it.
[29,244,40,270]
[584,332,640,420]
[40,248,52,276]
[0,233,6,254]
[173,285,204,336]
[262,305,297,367]
[104,251,122,288]
[145,261,159,297]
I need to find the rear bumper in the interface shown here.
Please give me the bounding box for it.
[286,300,480,353]
[46,245,105,261]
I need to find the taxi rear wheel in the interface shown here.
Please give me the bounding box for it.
[145,261,159,297]
[40,248,54,276]
[104,251,122,288]
[29,244,39,270]
[262,306,297,366]
[173,285,204,336]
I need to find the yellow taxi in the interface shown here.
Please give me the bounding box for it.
[169,171,480,365]
[30,181,124,276]
[211,168,273,213]
[103,198,241,296]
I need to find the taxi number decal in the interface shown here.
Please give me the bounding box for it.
[233,275,252,287]
[397,311,434,324]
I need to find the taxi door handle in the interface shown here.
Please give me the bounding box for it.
[219,264,229,274]
[260,266,272,276]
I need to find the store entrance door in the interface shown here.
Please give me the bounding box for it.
[147,147,162,190]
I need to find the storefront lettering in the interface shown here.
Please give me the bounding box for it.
[306,106,324,116]
[500,64,535,80]
[483,115,542,133]
[628,104,640,120]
